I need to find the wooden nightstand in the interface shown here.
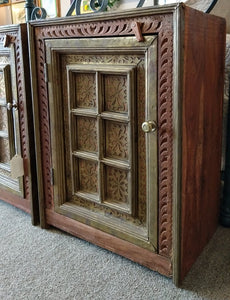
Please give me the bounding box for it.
[29,4,226,284]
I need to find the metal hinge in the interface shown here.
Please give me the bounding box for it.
[51,168,54,185]
[44,63,48,83]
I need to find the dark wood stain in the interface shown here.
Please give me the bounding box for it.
[180,6,226,281]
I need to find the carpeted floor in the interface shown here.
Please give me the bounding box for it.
[0,200,230,300]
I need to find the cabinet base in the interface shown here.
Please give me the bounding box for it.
[45,209,172,278]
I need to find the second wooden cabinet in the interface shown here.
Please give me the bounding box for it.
[0,24,38,224]
[29,4,226,284]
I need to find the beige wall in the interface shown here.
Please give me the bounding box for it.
[60,0,154,17]
[115,0,154,10]
[211,0,230,33]
[60,0,71,17]
[0,6,12,26]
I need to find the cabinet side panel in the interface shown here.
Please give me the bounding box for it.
[181,7,226,281]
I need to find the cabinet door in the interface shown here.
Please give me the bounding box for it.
[46,36,158,251]
[0,50,23,196]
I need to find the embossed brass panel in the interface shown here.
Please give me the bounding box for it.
[77,158,99,194]
[75,73,97,109]
[104,74,128,114]
[0,63,22,195]
[75,116,98,153]
[67,64,136,214]
[46,36,158,251]
[105,120,128,160]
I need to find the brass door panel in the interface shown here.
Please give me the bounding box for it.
[67,64,136,214]
[0,54,23,196]
[46,36,158,251]
[0,25,38,223]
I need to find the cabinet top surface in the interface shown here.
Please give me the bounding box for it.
[29,3,182,28]
[0,24,22,34]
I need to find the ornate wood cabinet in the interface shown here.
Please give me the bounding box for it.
[29,4,226,283]
[0,24,38,224]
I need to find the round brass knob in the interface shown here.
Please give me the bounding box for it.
[142,121,157,133]
[7,102,17,111]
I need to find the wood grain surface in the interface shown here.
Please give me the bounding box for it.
[180,6,226,281]
[46,208,172,277]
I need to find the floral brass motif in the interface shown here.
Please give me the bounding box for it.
[76,117,98,153]
[104,74,128,113]
[105,166,128,205]
[78,159,99,194]
[75,73,97,109]
[63,54,143,66]
[105,121,128,160]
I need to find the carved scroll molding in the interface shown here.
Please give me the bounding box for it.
[35,15,172,40]
[34,12,173,258]
[157,27,173,258]
[15,29,31,200]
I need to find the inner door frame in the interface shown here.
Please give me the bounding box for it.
[45,35,158,252]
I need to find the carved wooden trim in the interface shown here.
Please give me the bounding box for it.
[33,12,174,258]
[158,26,173,258]
[15,35,30,200]
[35,38,53,209]
[34,14,174,39]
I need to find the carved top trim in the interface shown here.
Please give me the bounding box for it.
[34,14,173,41]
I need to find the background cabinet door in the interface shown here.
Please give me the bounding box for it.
[45,36,158,251]
[0,25,38,224]
[0,57,23,196]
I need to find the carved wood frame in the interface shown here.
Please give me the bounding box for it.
[30,6,174,259]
